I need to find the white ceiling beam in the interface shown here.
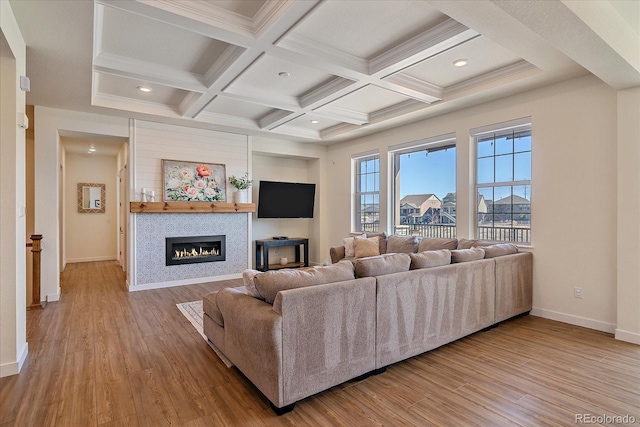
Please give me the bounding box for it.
[259,110,303,131]
[93,52,207,93]
[312,106,370,126]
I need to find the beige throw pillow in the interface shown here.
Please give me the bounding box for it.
[451,247,486,263]
[457,239,493,249]
[242,269,263,299]
[409,249,452,269]
[364,232,388,254]
[354,236,380,258]
[343,237,356,257]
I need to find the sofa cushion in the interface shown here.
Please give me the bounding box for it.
[409,249,452,269]
[365,232,388,254]
[354,236,380,258]
[253,260,355,304]
[242,269,263,298]
[355,253,411,278]
[418,237,458,252]
[451,247,486,263]
[203,286,247,327]
[484,243,519,258]
[343,237,356,257]
[387,235,419,253]
[457,238,493,249]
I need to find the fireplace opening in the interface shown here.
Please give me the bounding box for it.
[166,235,226,266]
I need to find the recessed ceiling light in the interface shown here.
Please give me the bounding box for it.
[88,147,96,153]
[278,72,290,77]
[453,59,468,67]
[310,120,319,124]
[137,86,152,93]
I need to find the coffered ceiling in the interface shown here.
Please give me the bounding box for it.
[9,0,640,144]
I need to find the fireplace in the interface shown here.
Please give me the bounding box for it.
[166,235,226,266]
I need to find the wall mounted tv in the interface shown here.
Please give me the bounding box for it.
[257,181,316,218]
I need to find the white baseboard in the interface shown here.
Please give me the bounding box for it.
[47,287,61,302]
[66,255,117,263]
[0,342,28,378]
[128,273,242,292]
[530,307,616,334]
[615,329,640,345]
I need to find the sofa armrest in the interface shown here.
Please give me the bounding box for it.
[494,252,533,323]
[215,288,284,407]
[273,278,376,405]
[329,245,346,263]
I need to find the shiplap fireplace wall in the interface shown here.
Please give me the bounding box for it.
[130,121,251,290]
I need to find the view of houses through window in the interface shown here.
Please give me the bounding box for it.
[475,123,532,244]
[354,155,380,232]
[392,139,457,238]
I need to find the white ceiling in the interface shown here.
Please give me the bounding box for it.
[9,0,640,145]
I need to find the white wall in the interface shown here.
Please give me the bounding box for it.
[64,152,118,263]
[326,75,624,335]
[34,107,129,302]
[616,86,640,343]
[0,1,28,377]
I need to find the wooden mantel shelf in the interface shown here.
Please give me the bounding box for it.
[130,201,255,213]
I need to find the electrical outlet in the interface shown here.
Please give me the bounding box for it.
[574,287,583,298]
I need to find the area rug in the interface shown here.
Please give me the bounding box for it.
[176,300,233,368]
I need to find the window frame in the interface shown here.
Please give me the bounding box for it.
[472,119,532,245]
[353,153,380,233]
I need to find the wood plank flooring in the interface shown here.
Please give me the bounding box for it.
[1,260,638,426]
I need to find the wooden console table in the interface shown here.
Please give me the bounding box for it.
[255,238,309,272]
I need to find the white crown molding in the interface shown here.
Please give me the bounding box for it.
[93,52,207,93]
[259,109,300,130]
[203,45,247,87]
[195,111,261,130]
[444,60,538,97]
[369,19,478,76]
[92,92,184,118]
[299,77,357,108]
[368,99,429,124]
[312,106,369,126]
[384,74,444,100]
[178,92,203,117]
[277,33,369,75]
[320,122,358,140]
[224,83,300,111]
[269,123,321,140]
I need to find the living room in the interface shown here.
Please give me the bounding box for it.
[1,0,639,424]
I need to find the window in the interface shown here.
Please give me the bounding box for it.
[390,135,456,238]
[354,154,380,232]
[474,121,531,244]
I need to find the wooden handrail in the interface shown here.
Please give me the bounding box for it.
[27,234,44,310]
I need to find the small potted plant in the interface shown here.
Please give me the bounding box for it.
[229,172,252,203]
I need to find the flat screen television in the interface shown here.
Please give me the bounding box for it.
[257,181,316,218]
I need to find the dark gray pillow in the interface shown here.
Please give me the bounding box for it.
[483,243,519,258]
[355,253,411,278]
[387,235,419,253]
[451,247,485,263]
[409,249,452,269]
[418,238,458,252]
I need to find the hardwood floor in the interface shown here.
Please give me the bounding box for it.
[1,261,638,426]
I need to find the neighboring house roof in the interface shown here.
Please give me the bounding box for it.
[494,195,530,205]
[399,194,438,206]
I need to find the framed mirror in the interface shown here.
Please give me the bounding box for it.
[77,183,105,213]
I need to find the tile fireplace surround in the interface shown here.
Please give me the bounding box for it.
[134,213,248,286]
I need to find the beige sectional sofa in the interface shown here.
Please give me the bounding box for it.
[203,234,532,414]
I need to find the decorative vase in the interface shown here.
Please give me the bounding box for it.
[233,190,247,204]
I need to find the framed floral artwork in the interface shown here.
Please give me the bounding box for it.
[162,160,226,202]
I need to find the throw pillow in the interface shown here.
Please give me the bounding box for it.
[451,247,486,263]
[242,269,263,299]
[253,260,355,304]
[409,249,452,269]
[354,236,380,258]
[387,235,419,253]
[418,237,458,252]
[355,253,411,278]
[364,232,388,254]
[457,239,493,249]
[343,237,356,257]
[483,243,519,258]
